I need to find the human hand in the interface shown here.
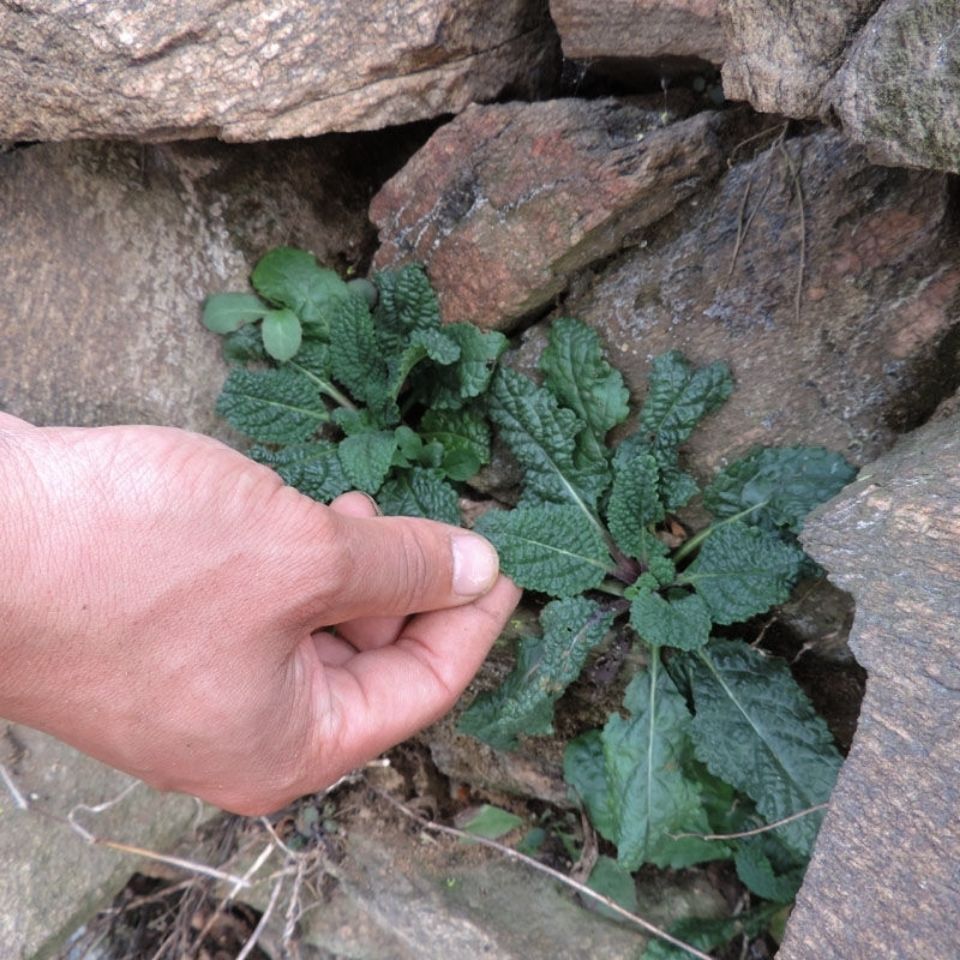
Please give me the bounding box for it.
[0,414,520,814]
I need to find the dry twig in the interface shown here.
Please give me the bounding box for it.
[670,802,830,842]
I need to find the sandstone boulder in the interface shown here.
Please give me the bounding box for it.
[723,0,960,174]
[0,1,556,142]
[786,411,960,959]
[372,100,735,330]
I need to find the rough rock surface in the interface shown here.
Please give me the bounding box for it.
[514,129,960,474]
[236,792,728,960]
[787,412,960,959]
[549,0,725,69]
[372,100,734,330]
[723,0,960,174]
[0,133,402,434]
[0,725,200,959]
[0,1,556,142]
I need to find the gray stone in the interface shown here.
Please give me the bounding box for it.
[515,129,960,475]
[723,0,960,175]
[784,412,960,959]
[371,100,733,330]
[0,725,200,960]
[0,135,391,434]
[0,1,557,142]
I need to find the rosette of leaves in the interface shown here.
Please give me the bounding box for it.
[203,247,507,522]
[458,318,856,936]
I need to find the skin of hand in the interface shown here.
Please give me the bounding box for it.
[0,412,520,815]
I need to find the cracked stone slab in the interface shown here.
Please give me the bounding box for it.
[0,1,557,142]
[785,412,960,959]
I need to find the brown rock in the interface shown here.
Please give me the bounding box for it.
[785,413,960,959]
[723,0,960,175]
[515,129,960,474]
[0,1,557,142]
[372,100,731,330]
[550,0,725,68]
[0,134,394,434]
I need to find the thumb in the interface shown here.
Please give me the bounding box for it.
[292,502,501,625]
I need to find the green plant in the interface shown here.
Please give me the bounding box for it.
[203,248,507,522]
[203,250,856,954]
[456,319,855,947]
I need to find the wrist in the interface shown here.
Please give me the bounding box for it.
[0,414,49,719]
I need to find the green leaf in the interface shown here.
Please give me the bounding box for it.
[600,661,724,869]
[639,351,732,455]
[420,408,491,481]
[488,367,609,513]
[377,468,460,524]
[658,463,700,511]
[338,430,398,494]
[261,308,302,361]
[459,805,523,840]
[386,328,461,401]
[216,368,328,443]
[374,263,442,349]
[251,247,349,329]
[202,292,269,333]
[475,504,612,597]
[679,521,804,624]
[250,442,350,502]
[688,641,842,857]
[586,856,638,923]
[329,294,389,410]
[642,906,781,960]
[564,731,617,840]
[222,324,267,363]
[286,340,330,380]
[704,446,857,534]
[629,589,711,651]
[734,835,805,903]
[540,317,629,461]
[606,451,665,560]
[414,323,508,410]
[459,598,615,751]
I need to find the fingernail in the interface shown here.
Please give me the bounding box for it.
[452,533,500,597]
[360,493,383,516]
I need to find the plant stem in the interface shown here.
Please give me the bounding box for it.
[597,579,627,597]
[672,500,768,563]
[287,360,358,412]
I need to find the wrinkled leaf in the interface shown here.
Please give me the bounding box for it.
[328,294,389,411]
[459,598,614,750]
[216,368,328,443]
[416,323,509,410]
[629,588,712,651]
[606,451,665,560]
[639,351,732,455]
[734,835,805,903]
[419,408,491,481]
[337,430,398,494]
[540,316,629,461]
[704,446,857,533]
[680,521,804,624]
[475,504,611,597]
[251,442,350,502]
[377,467,460,524]
[688,641,842,857]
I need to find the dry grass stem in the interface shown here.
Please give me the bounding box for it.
[236,876,284,960]
[671,802,830,842]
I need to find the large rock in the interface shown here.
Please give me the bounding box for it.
[723,0,960,174]
[0,724,200,959]
[0,1,556,142]
[234,789,728,960]
[550,0,725,70]
[372,100,735,330]
[514,129,960,474]
[0,133,400,433]
[785,412,960,959]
